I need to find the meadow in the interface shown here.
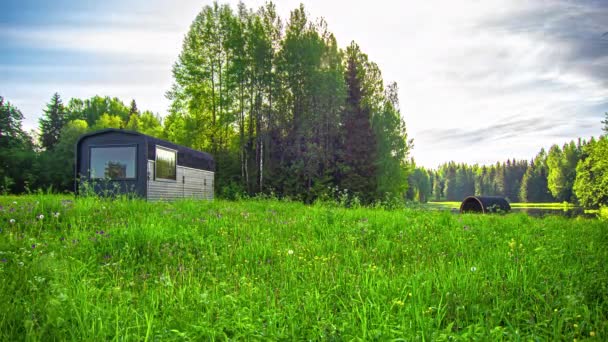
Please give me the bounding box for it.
[0,195,606,340]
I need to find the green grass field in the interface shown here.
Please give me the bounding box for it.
[1,195,607,340]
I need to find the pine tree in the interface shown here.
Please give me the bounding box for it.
[0,97,37,193]
[39,93,67,150]
[339,43,377,203]
[602,112,608,135]
[129,100,139,116]
[0,96,29,148]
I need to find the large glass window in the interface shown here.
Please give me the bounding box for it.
[156,147,177,180]
[90,146,137,180]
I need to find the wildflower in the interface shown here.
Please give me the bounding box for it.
[508,239,516,250]
[97,230,105,235]
[470,266,477,272]
[287,249,294,255]
[31,244,36,249]
[394,300,405,306]
[12,201,17,205]
[590,331,596,337]
[37,214,44,220]
[9,219,15,224]
[53,212,60,218]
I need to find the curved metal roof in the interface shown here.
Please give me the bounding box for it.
[76,128,215,171]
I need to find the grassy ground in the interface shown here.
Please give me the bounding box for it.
[1,195,607,340]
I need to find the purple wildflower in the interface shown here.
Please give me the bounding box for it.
[31,244,36,249]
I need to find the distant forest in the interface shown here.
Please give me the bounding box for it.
[1,2,607,208]
[407,136,607,209]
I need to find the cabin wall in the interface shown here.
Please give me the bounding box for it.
[76,132,147,197]
[147,160,214,201]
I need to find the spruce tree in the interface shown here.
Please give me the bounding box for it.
[129,99,139,116]
[339,44,377,203]
[39,93,67,150]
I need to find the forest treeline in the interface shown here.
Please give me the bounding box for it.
[0,2,412,204]
[1,1,606,208]
[407,133,608,208]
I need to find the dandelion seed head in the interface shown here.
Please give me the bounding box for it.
[287,249,294,255]
[37,214,44,220]
[470,266,477,272]
[9,219,15,224]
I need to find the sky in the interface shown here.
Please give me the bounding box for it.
[1,0,607,168]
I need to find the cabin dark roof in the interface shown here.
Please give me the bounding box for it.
[76,129,215,171]
[460,196,511,214]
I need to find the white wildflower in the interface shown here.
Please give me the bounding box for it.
[470,266,477,272]
[9,219,15,224]
[287,249,294,255]
[37,214,44,220]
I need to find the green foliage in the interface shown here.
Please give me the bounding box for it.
[573,136,608,208]
[39,93,67,150]
[520,149,553,202]
[169,2,410,203]
[374,83,412,199]
[407,165,431,202]
[547,141,583,202]
[0,97,37,193]
[38,120,90,192]
[0,195,606,340]
[340,42,377,203]
[68,96,130,127]
[125,111,163,138]
[93,113,123,130]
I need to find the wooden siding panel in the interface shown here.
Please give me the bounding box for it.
[147,161,214,201]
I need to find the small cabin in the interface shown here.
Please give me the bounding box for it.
[460,196,511,214]
[75,129,215,200]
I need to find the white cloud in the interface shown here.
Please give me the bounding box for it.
[2,0,606,167]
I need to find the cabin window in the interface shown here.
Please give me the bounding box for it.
[155,146,177,180]
[90,146,137,180]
